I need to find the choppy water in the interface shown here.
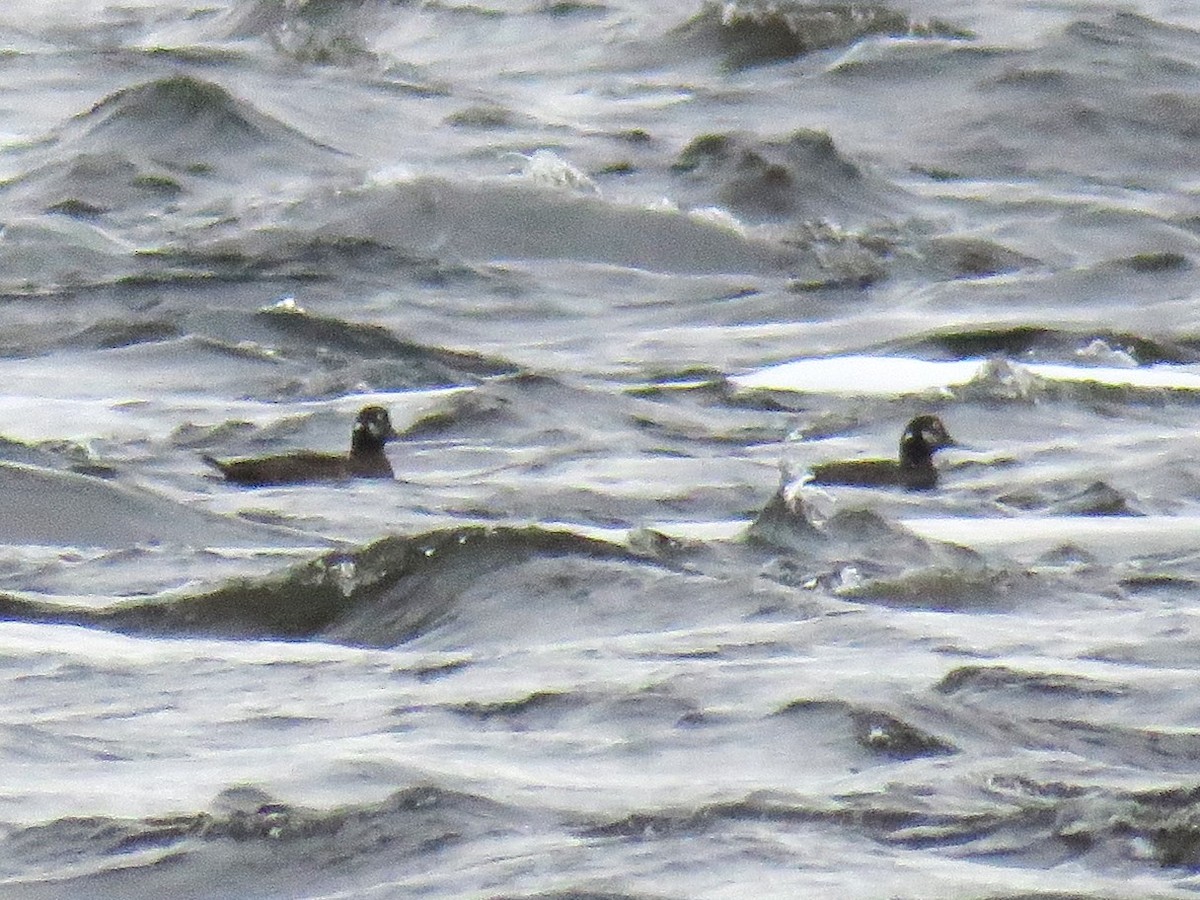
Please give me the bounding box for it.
[5,1,1200,897]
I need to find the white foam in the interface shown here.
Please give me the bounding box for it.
[904,515,1200,558]
[565,514,1200,561]
[730,355,1200,395]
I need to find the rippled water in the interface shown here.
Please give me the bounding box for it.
[4,1,1200,897]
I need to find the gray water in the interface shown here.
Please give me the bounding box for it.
[4,1,1200,897]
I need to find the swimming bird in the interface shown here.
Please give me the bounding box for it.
[203,405,400,486]
[808,414,956,490]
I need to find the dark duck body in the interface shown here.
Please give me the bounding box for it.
[808,415,956,491]
[204,405,399,487]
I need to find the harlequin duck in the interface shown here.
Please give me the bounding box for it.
[204,405,399,486]
[808,414,956,491]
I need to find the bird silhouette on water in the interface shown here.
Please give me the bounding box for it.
[204,405,400,487]
[808,414,956,491]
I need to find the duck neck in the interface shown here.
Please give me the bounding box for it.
[351,429,386,456]
[899,434,934,470]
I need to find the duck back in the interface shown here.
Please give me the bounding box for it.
[203,405,400,487]
[203,450,393,486]
[809,458,938,490]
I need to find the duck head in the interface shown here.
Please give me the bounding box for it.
[898,414,955,468]
[351,406,400,454]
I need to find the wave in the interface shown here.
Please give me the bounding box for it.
[886,324,1200,366]
[0,507,994,649]
[744,484,823,551]
[931,666,1200,783]
[831,562,1026,611]
[138,232,500,289]
[197,305,517,399]
[999,479,1139,517]
[671,0,973,71]
[670,129,906,226]
[0,783,523,897]
[247,304,514,379]
[0,76,352,225]
[0,309,517,406]
[936,665,1127,701]
[397,371,664,445]
[0,216,140,294]
[0,461,324,549]
[745,488,1015,610]
[222,0,387,67]
[944,12,1200,186]
[71,75,342,167]
[51,772,1193,900]
[775,698,955,759]
[578,780,1200,872]
[0,526,666,648]
[731,353,1200,404]
[191,174,810,276]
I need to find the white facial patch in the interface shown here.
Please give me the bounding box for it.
[921,425,946,446]
[364,412,388,437]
